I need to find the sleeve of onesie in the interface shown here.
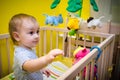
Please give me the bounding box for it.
[14,50,32,71]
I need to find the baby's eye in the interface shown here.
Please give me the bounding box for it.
[37,30,39,34]
[29,31,34,35]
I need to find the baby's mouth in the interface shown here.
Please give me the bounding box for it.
[33,40,39,44]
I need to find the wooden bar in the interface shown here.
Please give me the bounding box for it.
[56,31,59,48]
[80,70,84,80]
[90,59,95,80]
[50,30,53,50]
[85,64,90,80]
[6,38,11,73]
[0,34,9,39]
[68,37,72,57]
[83,34,86,47]
[91,36,94,47]
[38,30,42,57]
[63,32,65,51]
[43,30,46,55]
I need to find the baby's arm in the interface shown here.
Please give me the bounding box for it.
[22,49,64,72]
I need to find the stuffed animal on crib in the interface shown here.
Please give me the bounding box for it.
[87,16,104,29]
[67,18,80,36]
[43,14,63,26]
[73,47,97,79]
[73,47,90,64]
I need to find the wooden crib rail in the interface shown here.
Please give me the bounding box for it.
[0,33,11,78]
[40,26,111,55]
[58,34,115,80]
[0,26,115,80]
[40,27,115,80]
[0,33,9,39]
[41,26,110,37]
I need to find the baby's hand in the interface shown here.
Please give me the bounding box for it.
[48,49,64,59]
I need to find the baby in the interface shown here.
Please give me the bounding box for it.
[8,13,64,80]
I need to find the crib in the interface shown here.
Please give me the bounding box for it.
[0,24,115,80]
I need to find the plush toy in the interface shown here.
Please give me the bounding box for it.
[87,16,104,29]
[43,14,63,26]
[73,47,90,64]
[73,47,97,79]
[67,18,80,36]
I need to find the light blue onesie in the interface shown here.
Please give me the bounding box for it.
[13,46,43,80]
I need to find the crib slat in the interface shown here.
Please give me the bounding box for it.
[63,32,69,56]
[75,34,79,48]
[103,46,109,80]
[91,36,94,47]
[6,38,11,73]
[63,32,65,51]
[102,48,105,80]
[97,37,104,79]
[43,30,46,55]
[90,60,95,80]
[68,37,72,57]
[50,30,53,50]
[83,34,86,47]
[100,48,105,80]
[56,31,59,48]
[105,45,110,80]
[108,36,115,67]
[38,30,42,57]
[106,47,109,80]
[85,63,90,80]
[80,70,84,80]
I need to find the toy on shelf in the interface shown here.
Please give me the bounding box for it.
[67,18,80,36]
[43,14,63,26]
[66,12,85,36]
[87,16,105,29]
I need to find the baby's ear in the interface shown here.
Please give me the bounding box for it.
[13,32,20,42]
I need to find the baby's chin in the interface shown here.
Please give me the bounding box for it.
[26,45,37,49]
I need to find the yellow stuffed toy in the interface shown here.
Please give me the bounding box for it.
[67,18,79,30]
[67,18,80,36]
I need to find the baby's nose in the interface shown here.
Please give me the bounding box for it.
[34,33,39,38]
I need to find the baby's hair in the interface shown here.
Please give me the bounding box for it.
[9,13,37,44]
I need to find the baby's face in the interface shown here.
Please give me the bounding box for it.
[18,19,40,49]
